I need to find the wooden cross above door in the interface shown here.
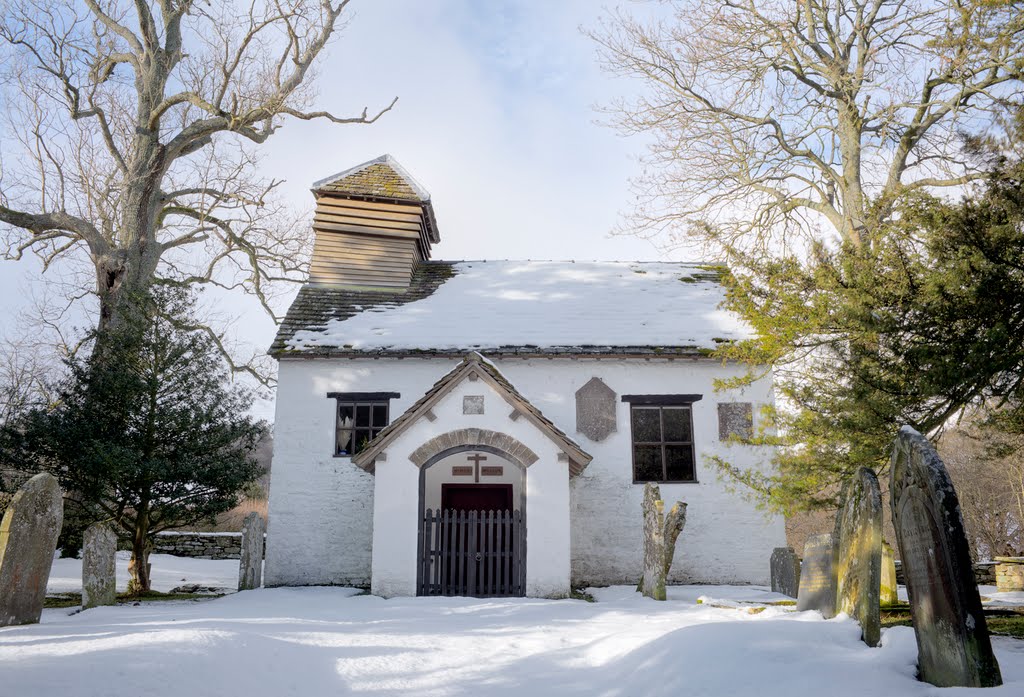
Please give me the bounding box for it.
[466,453,487,483]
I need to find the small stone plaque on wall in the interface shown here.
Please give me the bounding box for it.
[481,466,504,477]
[452,466,473,476]
[718,402,753,440]
[575,377,617,442]
[463,395,485,415]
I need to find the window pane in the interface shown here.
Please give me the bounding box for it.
[665,445,695,482]
[634,445,663,481]
[372,404,388,427]
[631,407,661,442]
[337,404,354,428]
[663,407,692,442]
[355,404,371,427]
[353,429,372,453]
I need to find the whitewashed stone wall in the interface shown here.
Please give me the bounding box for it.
[265,359,457,587]
[265,356,784,591]
[498,359,783,586]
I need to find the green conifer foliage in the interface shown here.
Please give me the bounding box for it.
[1,288,264,593]
[715,113,1024,514]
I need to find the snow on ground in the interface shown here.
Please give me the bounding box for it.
[980,586,1024,607]
[47,552,240,594]
[4,583,1023,697]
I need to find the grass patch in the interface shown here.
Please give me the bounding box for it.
[881,608,1024,639]
[570,589,596,603]
[45,589,225,609]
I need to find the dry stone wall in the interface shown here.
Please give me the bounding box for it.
[152,532,265,560]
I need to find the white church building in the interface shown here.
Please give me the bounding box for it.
[264,155,785,598]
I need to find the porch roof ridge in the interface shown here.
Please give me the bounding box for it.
[351,353,592,475]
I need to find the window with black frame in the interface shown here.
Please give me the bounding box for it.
[329,392,399,456]
[623,395,701,483]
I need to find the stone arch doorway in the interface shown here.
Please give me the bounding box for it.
[416,435,533,598]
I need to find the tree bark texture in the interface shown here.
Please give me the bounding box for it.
[639,483,688,600]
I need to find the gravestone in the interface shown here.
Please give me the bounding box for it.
[880,542,899,607]
[834,467,882,647]
[891,426,1002,687]
[639,483,687,600]
[82,522,117,609]
[769,547,800,598]
[796,533,836,617]
[0,473,64,626]
[238,512,266,591]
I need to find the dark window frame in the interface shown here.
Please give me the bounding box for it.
[328,392,399,457]
[623,395,701,484]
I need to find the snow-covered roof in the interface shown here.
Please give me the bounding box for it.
[271,260,751,357]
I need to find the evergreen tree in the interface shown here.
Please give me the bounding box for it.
[1,288,264,593]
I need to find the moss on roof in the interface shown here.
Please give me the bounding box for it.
[317,162,425,202]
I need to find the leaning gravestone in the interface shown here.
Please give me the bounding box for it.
[891,426,1002,687]
[770,547,800,598]
[880,541,899,607]
[0,473,64,626]
[238,512,266,591]
[834,467,883,647]
[796,533,836,617]
[82,522,117,609]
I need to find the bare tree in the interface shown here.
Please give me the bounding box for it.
[0,0,393,379]
[942,423,1023,560]
[591,0,1024,255]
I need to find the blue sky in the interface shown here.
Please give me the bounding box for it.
[0,0,679,415]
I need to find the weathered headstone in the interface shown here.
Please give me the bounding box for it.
[834,467,883,647]
[796,533,836,617]
[891,426,1002,688]
[639,483,687,600]
[0,473,64,626]
[82,522,117,609]
[770,546,800,598]
[880,541,899,607]
[994,557,1024,593]
[238,512,266,591]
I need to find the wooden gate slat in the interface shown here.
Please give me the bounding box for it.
[466,510,477,596]
[483,510,491,595]
[418,505,524,598]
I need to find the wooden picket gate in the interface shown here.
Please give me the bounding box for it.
[417,509,525,597]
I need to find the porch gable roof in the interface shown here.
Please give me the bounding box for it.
[351,353,592,476]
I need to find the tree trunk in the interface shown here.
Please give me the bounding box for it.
[127,504,152,595]
[639,484,688,600]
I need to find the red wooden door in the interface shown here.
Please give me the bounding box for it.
[441,484,513,512]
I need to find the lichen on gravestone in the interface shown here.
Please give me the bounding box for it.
[0,473,64,626]
[880,541,899,607]
[770,547,800,598]
[833,467,883,647]
[891,426,1002,688]
[82,522,117,609]
[238,512,266,591]
[796,533,836,618]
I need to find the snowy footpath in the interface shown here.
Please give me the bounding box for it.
[1,573,1022,696]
